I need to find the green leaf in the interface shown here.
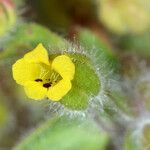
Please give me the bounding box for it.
[117,33,150,58]
[0,101,8,128]
[124,132,136,150]
[14,117,109,150]
[142,124,150,150]
[124,129,146,150]
[0,23,68,59]
[78,29,119,76]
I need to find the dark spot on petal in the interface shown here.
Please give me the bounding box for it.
[35,79,43,82]
[43,82,52,88]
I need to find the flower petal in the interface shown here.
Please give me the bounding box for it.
[47,79,71,101]
[52,55,75,80]
[12,58,42,85]
[24,43,50,65]
[24,81,47,100]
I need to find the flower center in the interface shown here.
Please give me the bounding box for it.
[35,79,43,82]
[43,82,52,88]
[34,68,62,89]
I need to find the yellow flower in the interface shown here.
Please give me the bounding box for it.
[12,43,75,101]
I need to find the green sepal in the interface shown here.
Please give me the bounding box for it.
[61,53,100,110]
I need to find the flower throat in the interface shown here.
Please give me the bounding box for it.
[35,70,62,88]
